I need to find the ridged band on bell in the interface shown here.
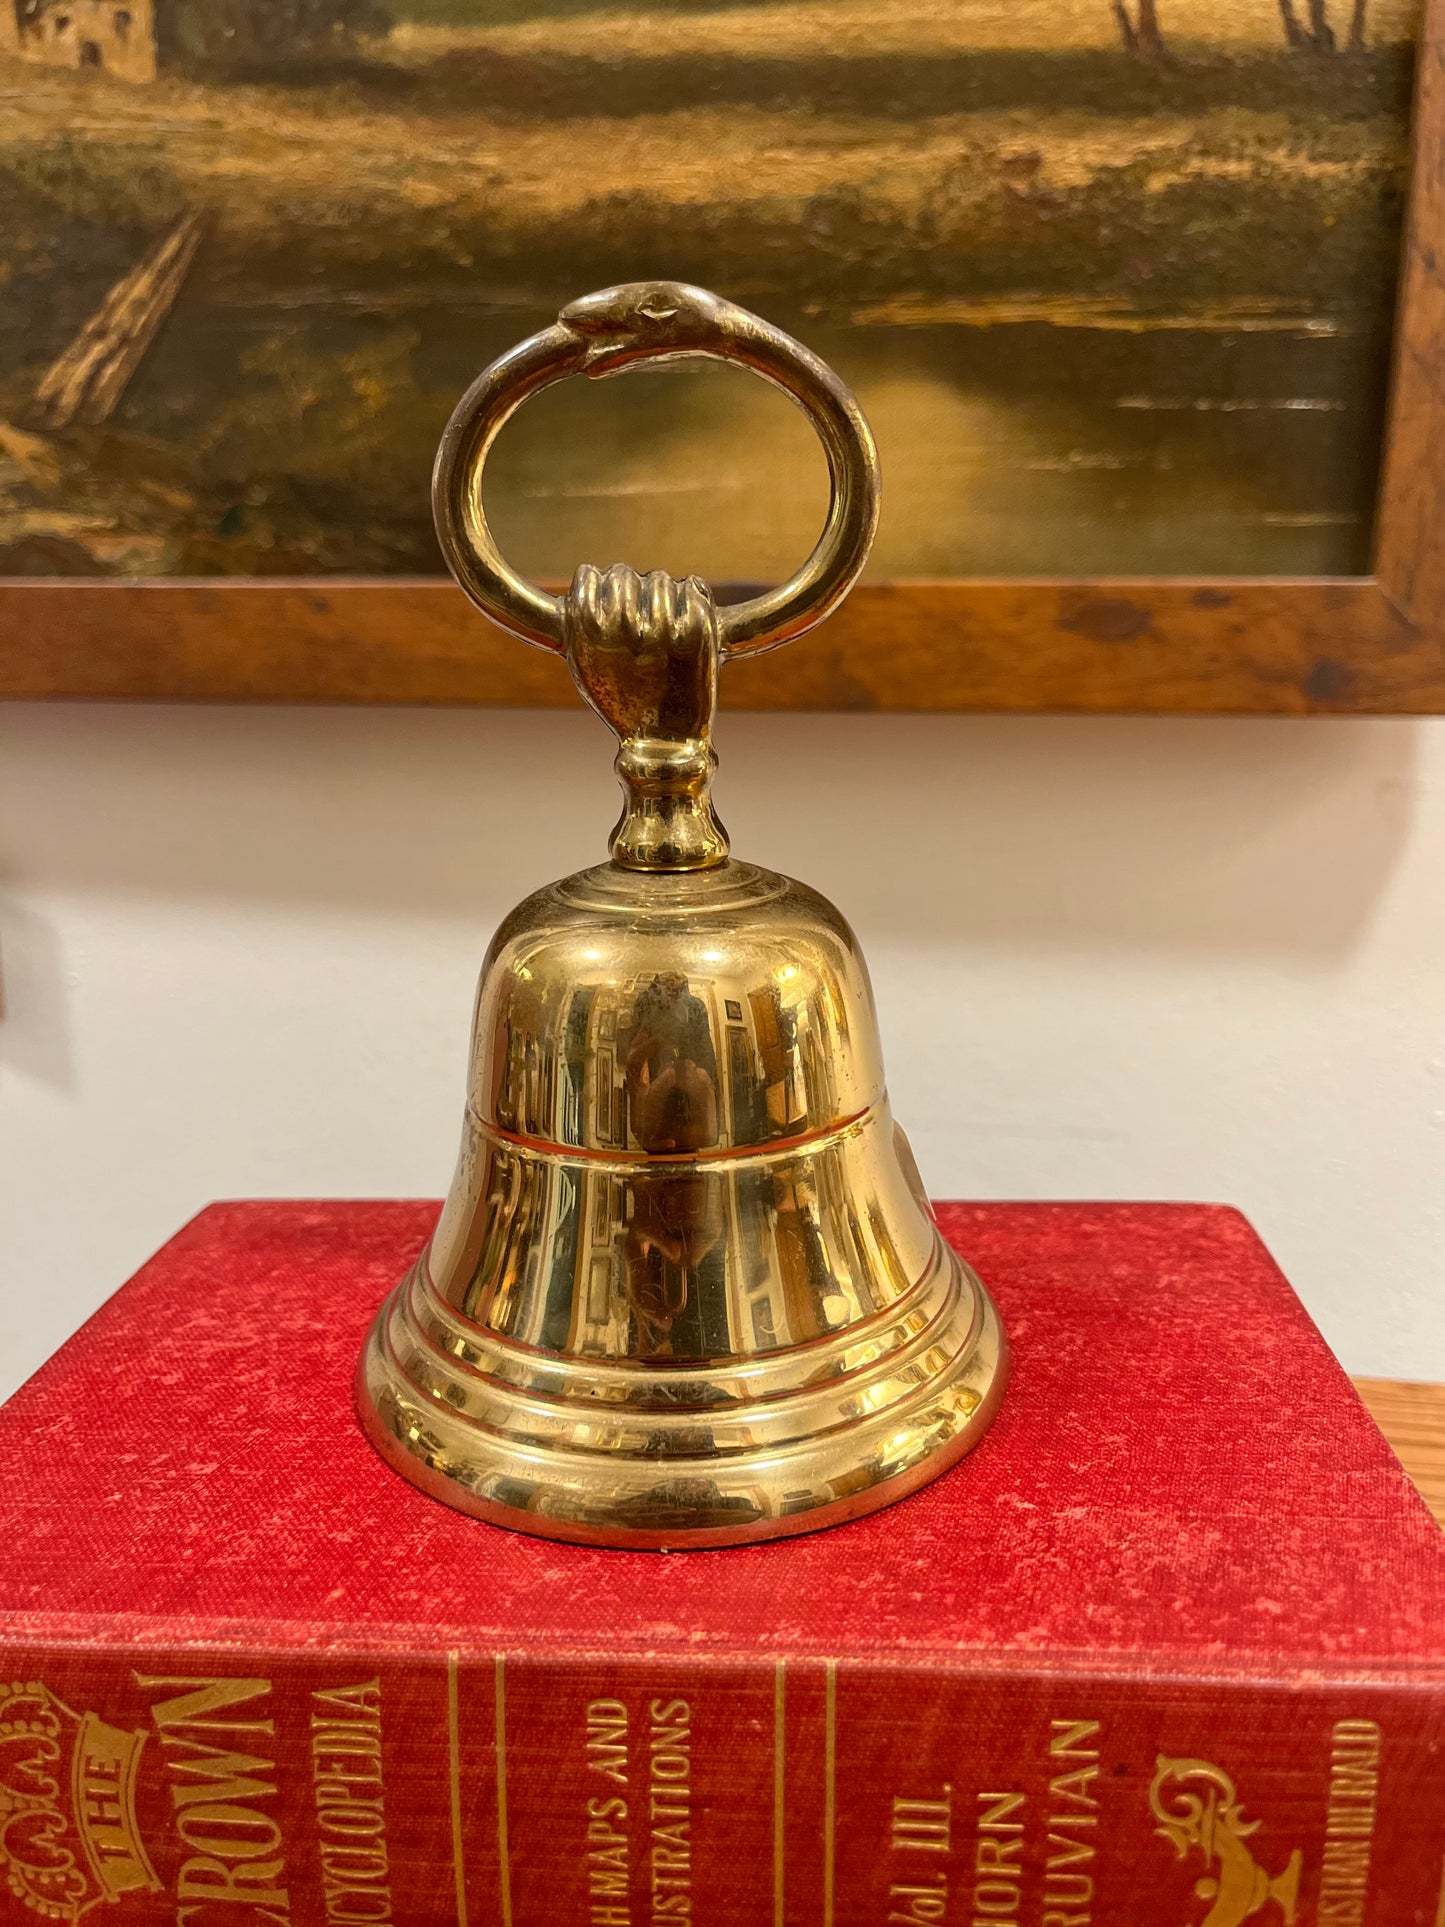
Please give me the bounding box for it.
[355,284,1008,1546]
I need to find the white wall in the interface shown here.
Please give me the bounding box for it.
[2,700,1442,1399]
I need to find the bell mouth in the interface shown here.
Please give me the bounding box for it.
[356,1104,1009,1549]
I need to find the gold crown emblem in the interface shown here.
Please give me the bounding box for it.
[0,1682,161,1922]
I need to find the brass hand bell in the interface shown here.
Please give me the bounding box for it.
[356,283,1008,1547]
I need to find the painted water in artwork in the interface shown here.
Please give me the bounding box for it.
[0,0,1420,581]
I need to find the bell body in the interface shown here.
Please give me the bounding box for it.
[357,857,1008,1547]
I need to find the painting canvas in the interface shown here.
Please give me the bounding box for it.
[0,0,1419,593]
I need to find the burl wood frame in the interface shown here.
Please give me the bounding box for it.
[4,1,1445,714]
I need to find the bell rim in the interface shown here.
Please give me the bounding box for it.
[355,1251,1008,1551]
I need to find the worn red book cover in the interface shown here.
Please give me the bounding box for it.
[0,1200,1441,1927]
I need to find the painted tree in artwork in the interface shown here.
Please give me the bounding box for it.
[1278,0,1368,50]
[1110,0,1166,56]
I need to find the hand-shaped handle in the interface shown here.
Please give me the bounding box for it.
[432,281,880,660]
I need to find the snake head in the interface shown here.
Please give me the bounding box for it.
[559,281,738,376]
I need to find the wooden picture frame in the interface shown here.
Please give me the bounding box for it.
[3,0,1444,716]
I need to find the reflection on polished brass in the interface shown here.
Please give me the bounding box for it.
[356,282,1008,1547]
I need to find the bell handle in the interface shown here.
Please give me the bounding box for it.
[432,281,880,661]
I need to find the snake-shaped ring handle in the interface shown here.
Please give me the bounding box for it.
[432,281,880,660]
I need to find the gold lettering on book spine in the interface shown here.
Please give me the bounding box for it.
[647,1699,691,1927]
[1149,1757,1302,1927]
[971,1791,1025,1927]
[1318,1720,1381,1927]
[583,1697,629,1927]
[310,1680,393,1926]
[0,1681,160,1923]
[1043,1719,1100,1927]
[137,1673,292,1923]
[887,1783,950,1927]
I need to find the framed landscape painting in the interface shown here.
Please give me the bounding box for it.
[2,0,1443,710]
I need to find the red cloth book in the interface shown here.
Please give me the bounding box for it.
[0,1200,1441,1927]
